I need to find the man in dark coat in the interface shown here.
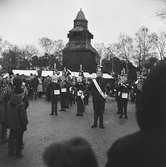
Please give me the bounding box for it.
[118,82,129,119]
[30,75,39,99]
[91,66,108,129]
[105,60,166,167]
[115,82,122,115]
[76,75,85,116]
[49,75,60,116]
[60,76,67,112]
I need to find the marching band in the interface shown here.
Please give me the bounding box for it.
[0,65,147,158]
[0,66,146,131]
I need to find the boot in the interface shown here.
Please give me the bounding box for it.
[99,124,105,129]
[91,124,97,128]
[8,150,15,157]
[15,150,23,158]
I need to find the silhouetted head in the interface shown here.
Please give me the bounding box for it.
[42,137,99,167]
[13,76,22,93]
[136,60,166,131]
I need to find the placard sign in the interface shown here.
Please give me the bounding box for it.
[122,93,128,99]
[61,88,67,93]
[54,90,60,95]
[77,90,83,96]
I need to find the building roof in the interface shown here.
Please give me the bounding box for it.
[75,9,86,20]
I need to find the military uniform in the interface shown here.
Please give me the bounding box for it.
[60,77,67,111]
[83,80,90,105]
[91,67,107,128]
[69,82,77,106]
[76,78,85,116]
[65,79,70,109]
[135,76,145,113]
[30,75,39,100]
[119,83,129,119]
[115,83,122,115]
[49,76,60,116]
[44,77,51,101]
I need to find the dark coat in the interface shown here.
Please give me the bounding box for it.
[119,84,129,102]
[0,85,12,123]
[0,98,5,123]
[105,129,166,167]
[91,77,106,103]
[7,92,28,131]
[49,82,60,101]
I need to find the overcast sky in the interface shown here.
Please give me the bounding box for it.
[0,0,165,48]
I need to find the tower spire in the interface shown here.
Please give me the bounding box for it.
[63,10,98,73]
[75,9,86,20]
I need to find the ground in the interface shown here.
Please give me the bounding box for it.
[0,97,139,167]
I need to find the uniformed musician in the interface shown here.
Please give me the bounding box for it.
[49,75,60,116]
[115,80,122,115]
[76,72,85,116]
[84,78,90,105]
[91,66,108,129]
[69,77,77,106]
[119,82,129,119]
[60,71,67,112]
[135,75,145,113]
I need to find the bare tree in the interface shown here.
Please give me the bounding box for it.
[2,40,14,52]
[94,43,107,65]
[23,45,39,60]
[105,43,119,59]
[116,34,134,73]
[0,39,14,57]
[52,40,65,61]
[116,34,134,62]
[104,43,120,73]
[134,26,155,68]
[151,32,166,60]
[39,37,54,55]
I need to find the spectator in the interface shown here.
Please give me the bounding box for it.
[7,77,28,158]
[105,60,166,167]
[0,79,7,143]
[43,137,99,167]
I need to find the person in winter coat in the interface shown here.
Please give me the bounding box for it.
[7,80,29,158]
[0,79,6,143]
[49,76,60,116]
[91,67,108,129]
[105,60,166,167]
[0,79,12,143]
[76,76,85,116]
[42,137,99,167]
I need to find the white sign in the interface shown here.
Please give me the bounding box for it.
[121,93,128,99]
[61,88,67,93]
[69,87,72,92]
[41,71,53,77]
[77,90,83,96]
[12,70,38,76]
[54,90,60,95]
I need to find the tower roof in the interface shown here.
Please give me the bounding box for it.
[75,9,86,20]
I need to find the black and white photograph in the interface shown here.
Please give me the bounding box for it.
[0,0,166,167]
